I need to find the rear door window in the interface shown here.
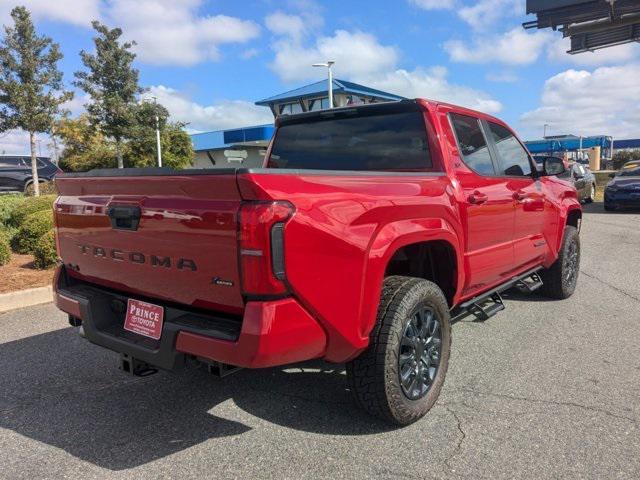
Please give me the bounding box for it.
[0,157,24,169]
[268,110,432,171]
[486,122,533,177]
[449,113,495,175]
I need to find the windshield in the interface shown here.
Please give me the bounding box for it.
[268,109,432,171]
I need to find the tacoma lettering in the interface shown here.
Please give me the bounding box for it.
[76,243,197,271]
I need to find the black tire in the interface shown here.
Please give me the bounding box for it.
[539,225,580,299]
[346,276,451,425]
[604,204,614,212]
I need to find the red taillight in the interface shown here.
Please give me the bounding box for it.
[239,201,294,296]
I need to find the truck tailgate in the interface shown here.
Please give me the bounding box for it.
[55,170,244,314]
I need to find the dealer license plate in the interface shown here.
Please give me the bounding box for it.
[124,299,164,340]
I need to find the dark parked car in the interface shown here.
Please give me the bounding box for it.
[604,161,640,211]
[0,156,61,193]
[533,155,596,203]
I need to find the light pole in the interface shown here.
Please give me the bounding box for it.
[152,96,162,168]
[312,61,335,109]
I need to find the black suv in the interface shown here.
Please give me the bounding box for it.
[0,156,61,193]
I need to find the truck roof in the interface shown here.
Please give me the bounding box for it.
[275,98,508,129]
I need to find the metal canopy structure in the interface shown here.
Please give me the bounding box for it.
[524,0,640,54]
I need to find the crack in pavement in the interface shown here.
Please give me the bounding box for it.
[460,388,639,427]
[443,405,467,475]
[579,270,640,303]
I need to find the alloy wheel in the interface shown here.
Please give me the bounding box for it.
[398,306,442,400]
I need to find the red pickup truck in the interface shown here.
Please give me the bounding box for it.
[53,100,581,425]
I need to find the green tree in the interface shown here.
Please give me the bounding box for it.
[74,21,142,169]
[126,101,193,169]
[0,6,73,196]
[55,114,117,172]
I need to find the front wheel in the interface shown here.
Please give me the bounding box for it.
[539,225,580,299]
[346,276,451,425]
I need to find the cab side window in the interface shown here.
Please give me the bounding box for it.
[450,113,495,175]
[486,122,532,177]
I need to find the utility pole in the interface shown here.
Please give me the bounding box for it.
[153,96,162,167]
[312,61,335,109]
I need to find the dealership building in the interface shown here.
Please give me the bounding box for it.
[190,79,404,169]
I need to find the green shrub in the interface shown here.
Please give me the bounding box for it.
[7,195,56,227]
[0,194,25,226]
[25,181,58,197]
[11,209,54,254]
[33,230,57,269]
[0,234,10,266]
[0,225,18,245]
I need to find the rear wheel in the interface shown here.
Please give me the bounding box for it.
[346,276,451,425]
[539,225,580,299]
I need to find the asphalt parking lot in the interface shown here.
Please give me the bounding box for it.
[1,203,639,479]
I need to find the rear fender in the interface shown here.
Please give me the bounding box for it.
[357,218,462,344]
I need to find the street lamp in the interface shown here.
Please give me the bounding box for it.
[152,96,162,168]
[312,61,335,109]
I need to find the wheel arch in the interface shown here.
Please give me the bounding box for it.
[358,218,463,341]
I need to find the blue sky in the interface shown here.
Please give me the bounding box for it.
[1,0,639,154]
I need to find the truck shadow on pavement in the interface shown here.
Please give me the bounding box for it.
[0,326,391,470]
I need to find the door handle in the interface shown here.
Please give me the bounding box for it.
[513,191,528,201]
[468,191,488,205]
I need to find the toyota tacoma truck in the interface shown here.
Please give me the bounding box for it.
[52,100,582,425]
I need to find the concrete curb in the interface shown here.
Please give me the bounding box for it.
[0,286,53,313]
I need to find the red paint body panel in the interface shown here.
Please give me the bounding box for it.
[53,99,581,368]
[175,298,326,368]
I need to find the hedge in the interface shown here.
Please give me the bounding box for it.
[0,225,18,245]
[7,195,56,228]
[11,209,54,254]
[0,194,26,226]
[25,181,58,197]
[33,229,57,269]
[0,234,10,266]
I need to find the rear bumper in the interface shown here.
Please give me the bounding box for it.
[53,266,326,370]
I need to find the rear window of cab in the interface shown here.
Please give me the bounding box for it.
[267,104,433,172]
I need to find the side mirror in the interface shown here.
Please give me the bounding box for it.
[608,172,616,178]
[543,157,565,176]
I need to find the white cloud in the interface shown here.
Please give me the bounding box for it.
[445,27,552,65]
[458,0,524,31]
[409,0,455,10]
[267,23,501,114]
[270,29,399,82]
[106,0,260,66]
[547,37,640,66]
[143,85,273,132]
[0,0,100,27]
[1,0,261,66]
[360,67,502,113]
[265,11,307,41]
[520,64,640,138]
